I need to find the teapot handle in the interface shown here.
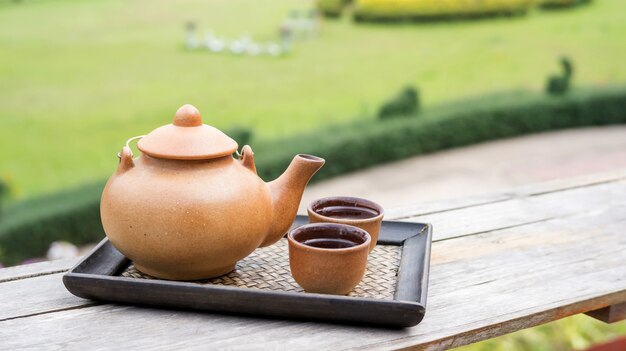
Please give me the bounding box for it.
[238,145,257,175]
[116,135,145,174]
[117,135,145,158]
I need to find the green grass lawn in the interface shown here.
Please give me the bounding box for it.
[1,0,625,198]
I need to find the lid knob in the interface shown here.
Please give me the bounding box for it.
[173,104,202,127]
[137,103,238,159]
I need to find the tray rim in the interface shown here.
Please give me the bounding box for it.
[63,216,432,327]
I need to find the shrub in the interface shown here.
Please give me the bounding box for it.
[253,85,626,183]
[539,0,592,9]
[2,85,625,265]
[226,126,254,146]
[0,178,9,219]
[546,57,573,95]
[317,0,351,18]
[378,86,420,119]
[0,182,105,265]
[353,0,535,22]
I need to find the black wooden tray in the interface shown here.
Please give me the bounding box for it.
[63,215,432,328]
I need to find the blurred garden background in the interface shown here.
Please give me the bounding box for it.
[1,0,625,349]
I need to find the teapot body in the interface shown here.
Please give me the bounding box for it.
[101,154,273,280]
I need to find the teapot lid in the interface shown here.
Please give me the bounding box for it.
[137,104,238,160]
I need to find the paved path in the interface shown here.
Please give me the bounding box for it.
[299,126,626,214]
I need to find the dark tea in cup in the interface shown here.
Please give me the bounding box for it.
[314,205,379,220]
[301,237,357,249]
[293,224,368,249]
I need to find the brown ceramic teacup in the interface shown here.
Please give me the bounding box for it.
[307,196,384,252]
[288,223,371,295]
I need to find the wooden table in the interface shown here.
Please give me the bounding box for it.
[1,170,625,350]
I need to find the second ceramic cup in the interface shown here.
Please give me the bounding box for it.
[307,196,384,252]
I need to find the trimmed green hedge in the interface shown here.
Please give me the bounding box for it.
[2,85,626,265]
[0,182,105,265]
[353,0,534,22]
[539,0,592,9]
[317,0,351,17]
[254,86,626,182]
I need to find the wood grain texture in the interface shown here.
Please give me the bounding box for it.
[385,169,626,220]
[0,273,93,322]
[0,258,77,283]
[403,180,626,242]
[1,170,625,350]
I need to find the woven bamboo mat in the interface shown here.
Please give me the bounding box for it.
[121,238,402,300]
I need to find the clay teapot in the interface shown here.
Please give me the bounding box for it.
[101,104,324,280]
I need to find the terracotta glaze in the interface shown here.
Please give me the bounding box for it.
[101,104,324,280]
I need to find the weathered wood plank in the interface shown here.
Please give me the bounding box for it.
[1,198,624,350]
[518,169,626,196]
[402,180,626,242]
[0,273,91,321]
[386,169,626,220]
[0,258,77,283]
[385,192,510,220]
[386,207,626,350]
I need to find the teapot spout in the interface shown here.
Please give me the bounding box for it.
[261,154,325,247]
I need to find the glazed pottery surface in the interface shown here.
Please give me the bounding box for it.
[288,223,371,295]
[307,196,384,252]
[101,104,324,280]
